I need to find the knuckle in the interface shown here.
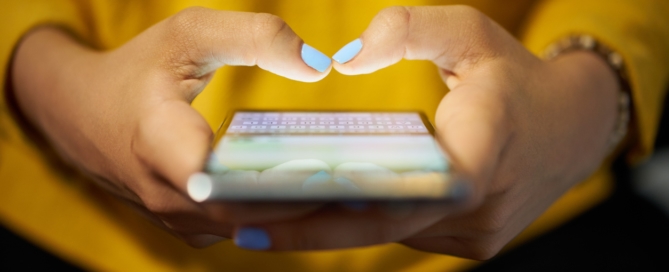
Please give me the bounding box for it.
[374,6,411,33]
[251,13,289,43]
[166,7,208,46]
[169,6,208,35]
[164,7,210,71]
[253,13,288,34]
[452,5,496,46]
[253,13,290,54]
[246,13,290,66]
[452,5,488,27]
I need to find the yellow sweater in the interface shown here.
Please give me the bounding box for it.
[1,0,667,271]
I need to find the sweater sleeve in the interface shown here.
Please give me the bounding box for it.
[520,0,669,162]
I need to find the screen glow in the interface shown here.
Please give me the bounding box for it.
[199,111,455,200]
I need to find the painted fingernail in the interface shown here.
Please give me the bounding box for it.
[332,38,362,64]
[234,227,271,250]
[341,201,368,211]
[301,43,331,72]
[303,170,332,189]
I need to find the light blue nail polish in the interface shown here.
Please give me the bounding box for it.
[332,38,362,64]
[303,170,331,189]
[301,43,331,73]
[235,227,271,250]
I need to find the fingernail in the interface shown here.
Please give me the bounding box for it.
[303,170,332,189]
[332,38,362,64]
[234,227,271,250]
[341,201,368,211]
[187,173,213,202]
[301,43,331,72]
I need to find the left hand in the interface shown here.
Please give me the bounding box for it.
[232,6,620,259]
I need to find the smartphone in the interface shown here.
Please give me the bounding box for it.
[188,110,462,201]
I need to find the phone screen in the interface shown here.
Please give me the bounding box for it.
[189,111,458,201]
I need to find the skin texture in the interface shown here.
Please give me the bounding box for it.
[10,6,619,259]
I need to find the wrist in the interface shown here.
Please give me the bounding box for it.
[544,34,631,155]
[547,50,621,156]
[553,50,620,94]
[11,27,100,133]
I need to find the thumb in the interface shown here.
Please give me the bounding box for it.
[434,78,512,207]
[133,100,212,192]
[156,7,332,86]
[134,8,336,191]
[332,6,505,77]
[331,6,516,206]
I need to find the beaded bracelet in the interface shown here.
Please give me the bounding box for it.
[543,34,631,153]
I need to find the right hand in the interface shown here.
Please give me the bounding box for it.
[10,7,331,247]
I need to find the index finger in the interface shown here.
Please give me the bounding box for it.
[144,7,332,101]
[332,5,506,76]
[136,8,333,192]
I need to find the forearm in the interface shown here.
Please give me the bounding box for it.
[11,28,97,134]
[549,50,620,160]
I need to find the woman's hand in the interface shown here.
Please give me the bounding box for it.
[10,7,332,247]
[232,6,620,259]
